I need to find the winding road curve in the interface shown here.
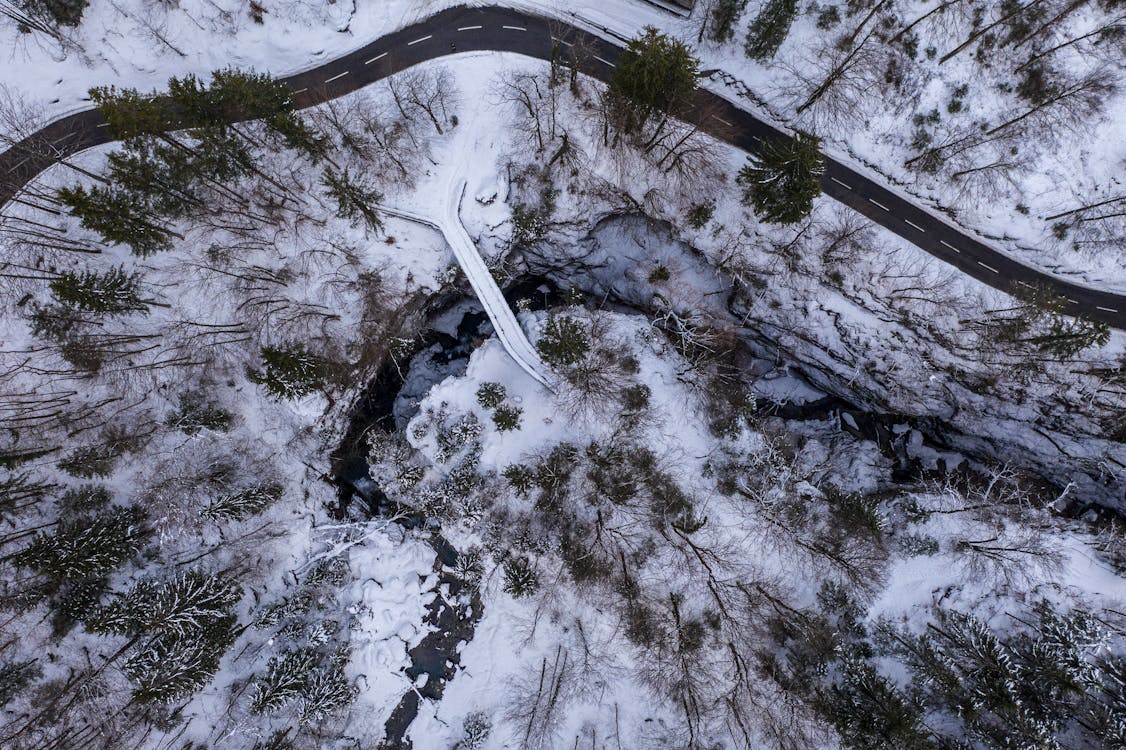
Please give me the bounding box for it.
[1,5,1123,329]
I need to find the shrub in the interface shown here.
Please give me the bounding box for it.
[492,405,523,432]
[166,391,232,434]
[461,711,492,749]
[537,315,589,367]
[476,382,506,409]
[248,344,328,399]
[502,556,539,598]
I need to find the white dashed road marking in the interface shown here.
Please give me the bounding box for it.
[939,240,960,253]
[1097,306,1118,313]
[1068,298,1079,305]
[292,87,307,95]
[1017,280,1033,288]
[96,122,110,128]
[457,25,483,31]
[324,71,349,83]
[977,261,999,274]
[905,219,925,233]
[7,158,28,172]
[830,177,852,190]
[594,56,616,67]
[869,198,890,211]
[364,52,388,64]
[52,132,78,145]
[710,114,733,127]
[552,36,574,47]
[502,25,526,31]
[408,35,432,45]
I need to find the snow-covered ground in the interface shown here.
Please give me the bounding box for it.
[1,8,1124,749]
[2,0,1122,289]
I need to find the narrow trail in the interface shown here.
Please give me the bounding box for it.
[1,5,1123,329]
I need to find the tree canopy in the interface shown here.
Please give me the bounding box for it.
[737,130,825,224]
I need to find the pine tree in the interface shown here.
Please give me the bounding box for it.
[169,69,293,131]
[248,344,329,399]
[321,167,383,232]
[87,570,242,639]
[90,571,242,703]
[13,505,149,580]
[476,382,506,409]
[297,658,357,726]
[708,0,747,43]
[493,405,523,432]
[56,184,175,256]
[49,267,147,315]
[744,0,799,60]
[251,648,320,715]
[21,0,88,28]
[202,482,283,521]
[502,556,539,598]
[268,112,328,161]
[825,656,934,750]
[1030,315,1110,359]
[122,613,239,702]
[608,27,700,133]
[49,575,108,637]
[166,391,233,434]
[737,131,825,224]
[89,86,175,140]
[536,315,590,367]
[0,471,51,524]
[0,659,41,707]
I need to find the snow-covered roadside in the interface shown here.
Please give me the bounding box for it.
[3,0,1121,291]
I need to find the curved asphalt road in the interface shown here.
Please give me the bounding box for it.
[1,4,1123,329]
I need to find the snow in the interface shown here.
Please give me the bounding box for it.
[1,4,1124,747]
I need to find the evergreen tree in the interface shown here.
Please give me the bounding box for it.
[13,505,149,580]
[608,27,700,133]
[476,382,506,409]
[0,471,51,524]
[493,405,523,432]
[202,482,283,521]
[824,656,934,750]
[87,569,242,639]
[49,575,108,637]
[56,184,175,256]
[502,556,539,598]
[122,613,239,703]
[248,344,329,400]
[744,0,799,60]
[251,648,320,715]
[268,111,328,161]
[169,69,293,131]
[708,0,747,43]
[0,659,41,708]
[89,86,175,140]
[297,657,357,725]
[321,167,383,232]
[91,571,242,703]
[536,315,590,367]
[49,267,147,315]
[1030,315,1111,359]
[57,444,118,478]
[737,131,825,224]
[166,391,233,434]
[21,0,88,28]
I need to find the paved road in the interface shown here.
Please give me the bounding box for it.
[1,4,1123,329]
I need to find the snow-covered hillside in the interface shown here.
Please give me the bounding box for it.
[0,4,1124,749]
